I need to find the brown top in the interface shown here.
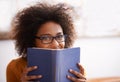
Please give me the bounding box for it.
[6,57,86,82]
[6,57,27,82]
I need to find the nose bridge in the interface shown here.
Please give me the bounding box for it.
[52,36,58,43]
[51,38,59,49]
[53,36,57,41]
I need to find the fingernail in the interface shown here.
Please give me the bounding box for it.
[67,75,70,78]
[34,66,38,69]
[69,69,73,72]
[38,75,42,78]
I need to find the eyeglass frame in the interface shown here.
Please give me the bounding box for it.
[35,34,67,44]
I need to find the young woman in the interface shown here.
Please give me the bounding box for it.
[6,2,86,82]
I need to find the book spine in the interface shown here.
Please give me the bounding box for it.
[51,50,57,82]
[55,51,61,82]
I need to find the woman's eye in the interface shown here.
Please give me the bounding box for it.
[56,35,64,39]
[41,36,51,40]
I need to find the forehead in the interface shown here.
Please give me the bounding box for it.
[37,21,63,36]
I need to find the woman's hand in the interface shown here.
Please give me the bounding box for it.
[67,63,87,82]
[21,66,42,82]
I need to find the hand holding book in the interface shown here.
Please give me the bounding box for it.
[21,64,86,82]
[20,66,42,81]
[67,63,86,82]
[26,47,86,82]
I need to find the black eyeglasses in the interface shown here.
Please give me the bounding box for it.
[35,34,67,44]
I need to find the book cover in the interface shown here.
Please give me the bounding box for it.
[27,47,80,82]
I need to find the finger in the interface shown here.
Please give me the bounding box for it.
[77,63,85,75]
[21,74,42,81]
[23,66,38,75]
[27,66,38,72]
[21,66,39,81]
[67,75,86,82]
[26,75,42,81]
[69,69,86,79]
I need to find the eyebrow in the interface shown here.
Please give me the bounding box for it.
[40,32,64,36]
[56,32,64,35]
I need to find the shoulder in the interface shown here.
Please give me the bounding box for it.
[6,57,27,81]
[7,57,27,71]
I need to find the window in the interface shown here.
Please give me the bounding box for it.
[0,0,120,40]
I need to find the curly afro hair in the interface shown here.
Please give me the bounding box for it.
[11,2,77,57]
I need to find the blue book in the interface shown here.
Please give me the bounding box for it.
[27,47,80,82]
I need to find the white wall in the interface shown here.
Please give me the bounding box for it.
[0,40,17,82]
[74,37,120,79]
[0,38,120,82]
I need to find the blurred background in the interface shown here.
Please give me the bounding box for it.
[0,0,120,82]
